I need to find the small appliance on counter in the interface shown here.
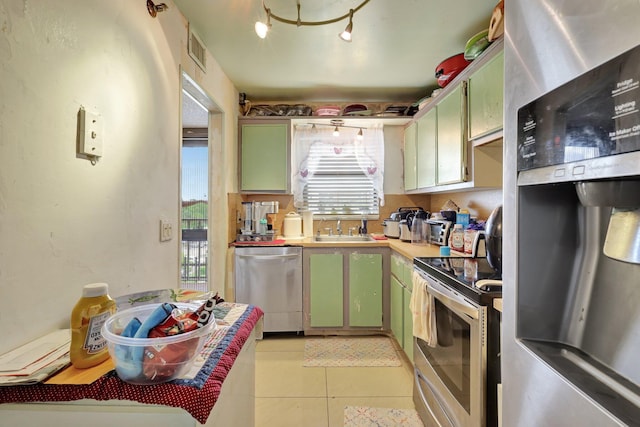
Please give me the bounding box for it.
[426,218,453,246]
[237,201,279,242]
[399,219,412,241]
[382,218,401,239]
[384,207,427,239]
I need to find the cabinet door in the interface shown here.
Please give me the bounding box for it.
[391,253,404,280]
[402,286,414,363]
[436,83,466,185]
[468,51,504,140]
[416,108,437,188]
[390,276,404,348]
[309,253,343,327]
[239,122,289,192]
[403,259,414,292]
[348,253,382,327]
[403,122,417,191]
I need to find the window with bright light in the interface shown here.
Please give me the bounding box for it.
[292,125,384,219]
[301,143,379,218]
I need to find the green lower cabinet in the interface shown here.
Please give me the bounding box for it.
[349,253,382,327]
[309,253,344,328]
[390,276,404,348]
[390,252,415,361]
[402,286,414,363]
[305,248,388,333]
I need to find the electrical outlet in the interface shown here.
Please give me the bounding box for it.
[160,220,173,242]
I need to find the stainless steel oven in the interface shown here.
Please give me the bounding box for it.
[413,258,501,427]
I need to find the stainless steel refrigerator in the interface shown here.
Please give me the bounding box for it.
[504,2,640,426]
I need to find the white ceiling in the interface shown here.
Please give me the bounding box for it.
[173,0,498,104]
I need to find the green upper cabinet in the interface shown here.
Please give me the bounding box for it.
[401,39,503,193]
[349,253,383,327]
[403,122,417,191]
[239,119,290,193]
[468,50,504,141]
[436,83,466,185]
[309,253,344,328]
[416,108,437,188]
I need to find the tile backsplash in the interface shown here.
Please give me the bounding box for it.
[228,190,501,243]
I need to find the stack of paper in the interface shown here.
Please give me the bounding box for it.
[0,329,71,385]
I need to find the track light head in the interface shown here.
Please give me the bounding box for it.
[339,10,354,42]
[147,0,168,18]
[255,8,272,38]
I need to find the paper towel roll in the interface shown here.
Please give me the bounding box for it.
[302,211,314,237]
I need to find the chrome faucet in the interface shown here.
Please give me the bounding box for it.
[336,219,342,236]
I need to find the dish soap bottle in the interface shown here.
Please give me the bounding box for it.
[70,283,117,369]
[449,223,465,252]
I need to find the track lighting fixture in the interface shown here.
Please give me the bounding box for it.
[302,122,367,140]
[255,0,369,42]
[147,0,168,18]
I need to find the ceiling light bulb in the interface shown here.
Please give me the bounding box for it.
[339,10,354,42]
[357,128,364,140]
[333,126,340,137]
[255,8,272,39]
[339,26,352,42]
[255,21,269,38]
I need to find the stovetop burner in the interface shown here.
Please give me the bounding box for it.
[414,256,502,305]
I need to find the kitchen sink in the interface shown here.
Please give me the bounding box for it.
[313,234,375,243]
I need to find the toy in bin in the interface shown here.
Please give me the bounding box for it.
[101,295,221,384]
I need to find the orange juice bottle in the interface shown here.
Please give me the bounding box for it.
[70,283,117,368]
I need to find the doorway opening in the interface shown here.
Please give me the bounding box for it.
[180,72,220,291]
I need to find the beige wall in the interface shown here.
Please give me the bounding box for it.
[430,189,502,221]
[0,0,238,354]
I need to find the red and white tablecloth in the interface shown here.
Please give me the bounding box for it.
[0,303,264,424]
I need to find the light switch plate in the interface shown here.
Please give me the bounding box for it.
[160,220,173,242]
[78,107,103,158]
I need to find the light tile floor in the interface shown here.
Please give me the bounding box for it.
[255,334,417,427]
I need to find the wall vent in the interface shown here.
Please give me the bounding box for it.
[189,26,207,72]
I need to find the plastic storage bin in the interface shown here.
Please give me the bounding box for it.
[101,303,216,385]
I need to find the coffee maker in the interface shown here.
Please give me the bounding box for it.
[515,44,640,423]
[252,201,279,235]
[237,201,279,242]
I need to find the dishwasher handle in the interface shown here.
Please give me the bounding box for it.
[236,253,300,261]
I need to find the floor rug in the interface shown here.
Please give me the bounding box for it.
[343,406,424,427]
[303,337,401,367]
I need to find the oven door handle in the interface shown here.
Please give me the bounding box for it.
[426,283,479,320]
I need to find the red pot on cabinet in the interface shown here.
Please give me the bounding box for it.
[435,53,471,87]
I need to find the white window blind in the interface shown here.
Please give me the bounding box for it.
[292,125,385,217]
[301,144,379,218]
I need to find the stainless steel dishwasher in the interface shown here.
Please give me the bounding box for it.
[234,246,302,332]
